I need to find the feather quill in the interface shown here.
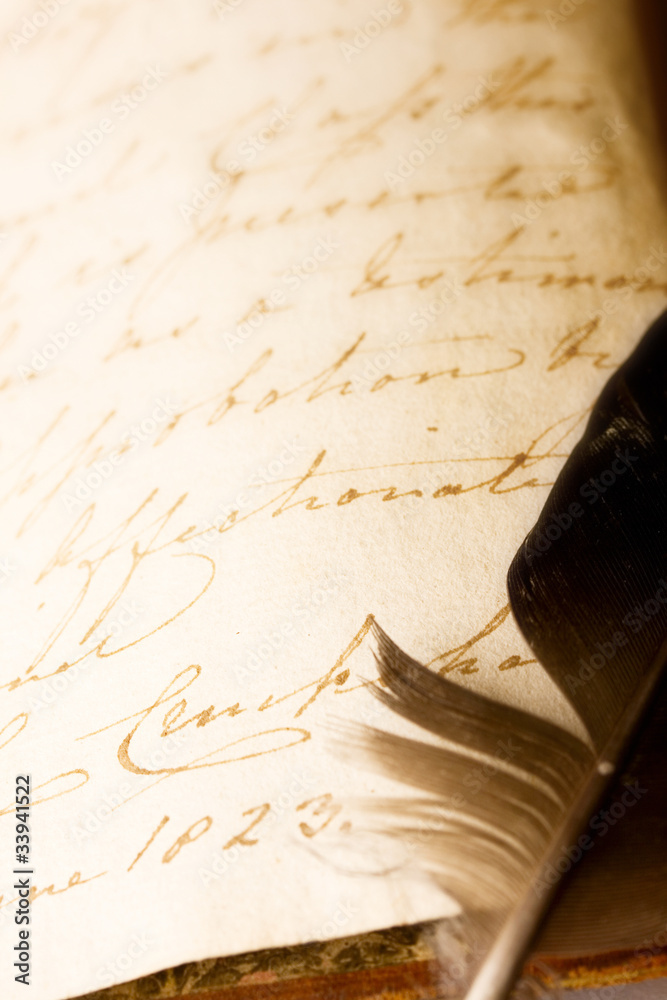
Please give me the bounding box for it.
[351,309,667,999]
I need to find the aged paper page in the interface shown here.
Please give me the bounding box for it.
[0,0,666,997]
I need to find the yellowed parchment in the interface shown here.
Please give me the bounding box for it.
[0,0,666,996]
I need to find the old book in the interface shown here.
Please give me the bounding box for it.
[0,0,665,997]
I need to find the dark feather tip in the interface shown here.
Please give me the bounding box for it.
[507,309,667,746]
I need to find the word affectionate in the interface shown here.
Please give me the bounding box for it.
[51,66,167,179]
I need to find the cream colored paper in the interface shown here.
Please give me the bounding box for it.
[0,0,666,996]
